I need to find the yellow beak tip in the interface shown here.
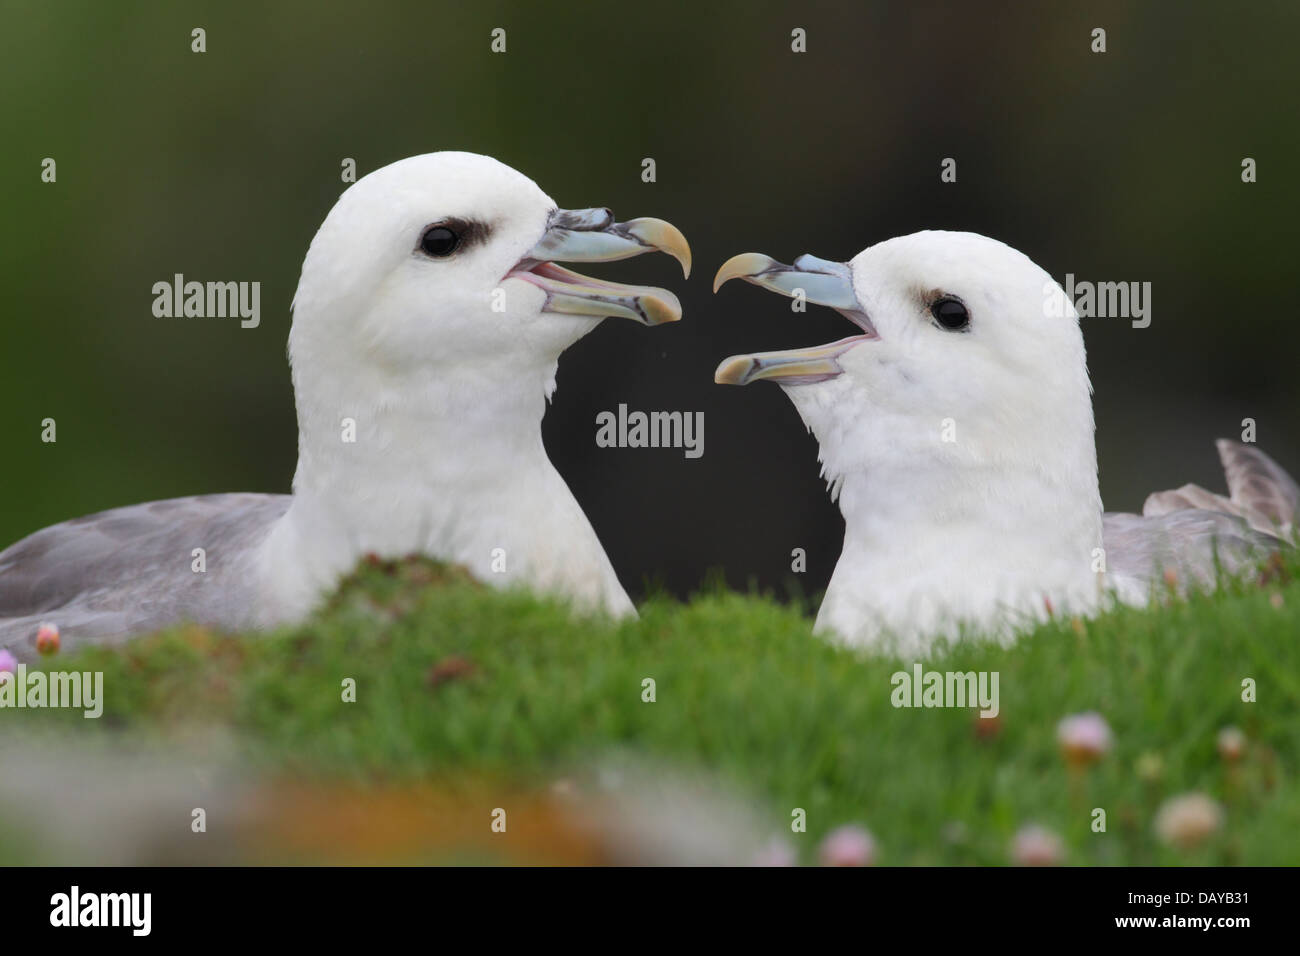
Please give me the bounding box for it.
[672,248,691,280]
[714,355,753,385]
[712,252,771,295]
[642,295,683,326]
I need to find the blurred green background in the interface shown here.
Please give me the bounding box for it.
[2,0,1297,600]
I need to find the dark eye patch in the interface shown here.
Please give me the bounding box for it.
[415,217,491,258]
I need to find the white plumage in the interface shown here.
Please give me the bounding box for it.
[715,231,1295,653]
[1,152,691,659]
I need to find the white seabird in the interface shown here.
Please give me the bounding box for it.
[714,230,1296,653]
[0,151,692,661]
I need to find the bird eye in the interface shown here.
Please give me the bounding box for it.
[419,225,460,258]
[930,295,970,331]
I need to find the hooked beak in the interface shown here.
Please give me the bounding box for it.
[507,208,691,326]
[712,252,875,385]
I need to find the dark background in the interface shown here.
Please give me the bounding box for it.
[3,0,1297,602]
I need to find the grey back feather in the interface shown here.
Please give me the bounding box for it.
[0,494,290,661]
[1216,438,1298,533]
[1110,440,1295,595]
[1104,508,1281,591]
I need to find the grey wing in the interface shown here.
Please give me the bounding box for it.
[1114,439,1298,598]
[1141,483,1277,538]
[1103,508,1283,597]
[0,493,291,661]
[1143,440,1298,542]
[1216,439,1299,534]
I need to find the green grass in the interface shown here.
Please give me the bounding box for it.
[10,552,1300,865]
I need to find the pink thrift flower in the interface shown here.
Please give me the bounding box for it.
[1057,711,1113,766]
[1216,727,1246,762]
[1155,793,1223,850]
[1011,825,1064,866]
[818,825,876,866]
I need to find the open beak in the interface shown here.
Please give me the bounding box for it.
[507,208,691,326]
[712,252,875,385]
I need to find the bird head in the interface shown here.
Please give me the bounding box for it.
[291,151,690,381]
[714,231,1096,495]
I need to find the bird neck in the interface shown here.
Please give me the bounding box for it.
[258,351,631,622]
[290,351,556,510]
[820,445,1105,647]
